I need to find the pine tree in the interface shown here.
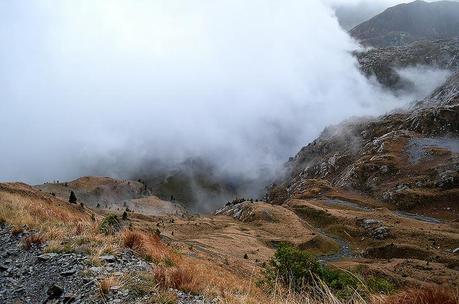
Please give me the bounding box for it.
[69,191,77,204]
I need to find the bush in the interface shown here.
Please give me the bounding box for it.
[264,243,359,295]
[264,243,322,291]
[99,214,121,235]
[69,191,77,204]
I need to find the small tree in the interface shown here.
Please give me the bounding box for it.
[69,191,77,204]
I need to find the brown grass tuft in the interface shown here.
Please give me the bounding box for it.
[22,234,44,250]
[153,266,201,293]
[122,230,144,250]
[382,287,458,304]
[99,276,120,295]
[11,225,24,235]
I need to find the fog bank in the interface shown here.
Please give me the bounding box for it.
[0,1,435,204]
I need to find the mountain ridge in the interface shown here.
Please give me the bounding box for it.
[350,0,459,47]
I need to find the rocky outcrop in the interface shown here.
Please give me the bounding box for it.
[267,72,459,213]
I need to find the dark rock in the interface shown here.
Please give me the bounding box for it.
[47,284,63,299]
[63,293,76,303]
[60,268,77,276]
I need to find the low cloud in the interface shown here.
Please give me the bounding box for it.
[0,1,435,209]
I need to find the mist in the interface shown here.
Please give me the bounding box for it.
[0,0,444,209]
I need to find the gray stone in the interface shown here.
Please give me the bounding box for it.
[100,255,116,263]
[38,253,58,261]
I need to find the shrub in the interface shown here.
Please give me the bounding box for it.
[99,214,121,235]
[264,243,359,295]
[69,191,77,204]
[264,243,322,291]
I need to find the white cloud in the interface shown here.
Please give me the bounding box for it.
[0,0,420,185]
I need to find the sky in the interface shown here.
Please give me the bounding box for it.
[0,0,450,186]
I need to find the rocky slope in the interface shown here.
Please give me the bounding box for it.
[268,71,459,218]
[355,39,459,90]
[0,224,209,304]
[350,0,459,47]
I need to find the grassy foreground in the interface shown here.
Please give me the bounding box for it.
[0,182,457,304]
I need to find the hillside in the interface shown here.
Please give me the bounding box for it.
[350,0,459,47]
[36,176,185,217]
[355,39,459,90]
[2,1,459,302]
[268,71,459,217]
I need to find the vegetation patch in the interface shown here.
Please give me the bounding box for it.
[263,243,360,297]
[263,243,399,299]
[298,235,340,256]
[153,266,202,294]
[152,290,178,304]
[366,276,395,294]
[292,206,336,227]
[124,272,157,297]
[99,214,121,235]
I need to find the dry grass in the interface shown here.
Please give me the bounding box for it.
[2,182,456,304]
[0,183,366,303]
[152,290,179,304]
[381,287,458,304]
[0,183,123,258]
[99,276,120,295]
[22,234,44,249]
[153,266,200,293]
[122,230,144,250]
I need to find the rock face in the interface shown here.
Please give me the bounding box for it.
[267,71,459,214]
[355,39,459,90]
[350,0,459,47]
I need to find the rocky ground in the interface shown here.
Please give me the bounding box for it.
[0,224,211,304]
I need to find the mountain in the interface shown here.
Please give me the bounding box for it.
[350,0,459,47]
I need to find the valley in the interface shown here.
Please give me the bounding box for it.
[1,1,458,303]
